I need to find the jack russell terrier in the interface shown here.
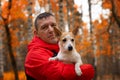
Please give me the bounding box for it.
[49,26,83,76]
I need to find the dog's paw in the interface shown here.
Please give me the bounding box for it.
[76,69,82,76]
[49,57,57,61]
[49,58,54,61]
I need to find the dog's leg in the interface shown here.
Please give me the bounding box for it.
[75,62,82,76]
[49,56,58,61]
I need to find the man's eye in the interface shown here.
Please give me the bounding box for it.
[62,38,66,42]
[51,24,56,27]
[41,26,47,30]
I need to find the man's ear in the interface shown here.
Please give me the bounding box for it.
[34,30,38,36]
[72,26,79,36]
[54,27,62,37]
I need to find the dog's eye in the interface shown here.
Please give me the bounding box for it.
[71,39,74,42]
[62,38,66,42]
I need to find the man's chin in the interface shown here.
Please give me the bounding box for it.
[49,38,58,44]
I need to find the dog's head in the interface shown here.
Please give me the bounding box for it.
[54,26,79,52]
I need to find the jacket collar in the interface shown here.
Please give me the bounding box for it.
[28,35,59,52]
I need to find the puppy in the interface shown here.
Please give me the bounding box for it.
[49,26,83,76]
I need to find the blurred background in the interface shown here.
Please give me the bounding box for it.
[0,0,120,80]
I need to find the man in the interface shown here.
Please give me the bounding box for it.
[25,12,94,80]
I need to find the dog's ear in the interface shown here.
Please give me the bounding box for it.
[54,27,62,37]
[72,26,79,35]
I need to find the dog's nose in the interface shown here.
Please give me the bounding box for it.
[68,46,73,51]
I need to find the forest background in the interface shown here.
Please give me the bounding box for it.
[0,0,120,80]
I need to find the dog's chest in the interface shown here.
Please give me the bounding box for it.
[57,51,79,63]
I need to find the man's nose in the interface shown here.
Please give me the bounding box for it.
[48,25,54,32]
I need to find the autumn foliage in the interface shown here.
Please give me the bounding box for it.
[0,0,120,80]
[3,71,26,80]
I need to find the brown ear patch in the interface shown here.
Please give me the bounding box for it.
[72,26,79,35]
[54,27,62,37]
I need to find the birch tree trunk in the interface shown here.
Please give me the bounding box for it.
[0,21,4,79]
[109,23,120,79]
[58,0,65,30]
[67,0,75,29]
[27,0,33,41]
[0,31,3,79]
[66,0,70,28]
[0,0,4,78]
[88,1,96,80]
[48,0,52,12]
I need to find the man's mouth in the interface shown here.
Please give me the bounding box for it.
[48,35,55,39]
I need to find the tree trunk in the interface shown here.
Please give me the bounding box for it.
[48,0,52,12]
[0,0,3,79]
[66,0,73,29]
[88,0,93,33]
[88,0,96,80]
[58,0,65,30]
[27,0,33,41]
[4,24,19,80]
[0,29,4,79]
[1,0,19,80]
[110,0,120,28]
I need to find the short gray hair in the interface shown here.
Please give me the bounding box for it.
[34,12,54,30]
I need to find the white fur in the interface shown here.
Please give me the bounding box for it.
[49,32,83,76]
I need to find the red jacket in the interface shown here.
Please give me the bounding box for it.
[25,36,95,80]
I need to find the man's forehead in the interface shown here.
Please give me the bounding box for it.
[38,16,56,23]
[39,16,55,21]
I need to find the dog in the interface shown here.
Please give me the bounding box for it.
[49,26,83,76]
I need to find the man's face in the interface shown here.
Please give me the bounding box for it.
[35,16,58,44]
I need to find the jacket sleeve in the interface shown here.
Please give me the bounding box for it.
[25,48,95,80]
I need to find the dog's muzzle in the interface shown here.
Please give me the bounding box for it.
[68,46,73,51]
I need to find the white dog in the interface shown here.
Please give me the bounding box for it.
[49,26,83,76]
